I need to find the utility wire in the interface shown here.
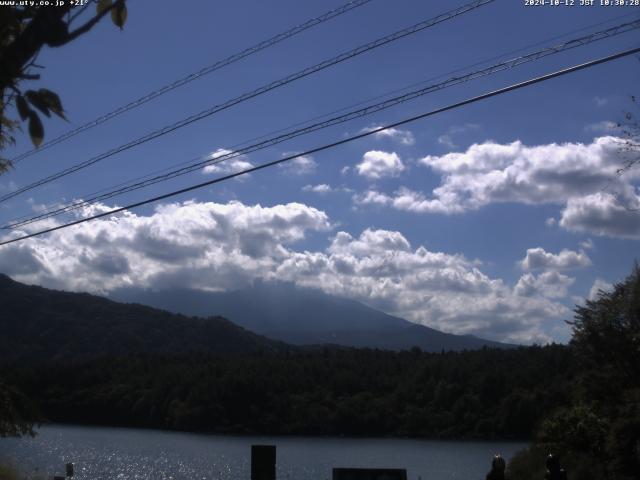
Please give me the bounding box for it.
[9,0,375,164]
[2,46,638,247]
[10,12,636,230]
[0,0,495,204]
[4,18,639,230]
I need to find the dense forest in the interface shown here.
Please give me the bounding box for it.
[2,345,572,439]
[509,264,640,480]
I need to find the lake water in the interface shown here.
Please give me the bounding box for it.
[0,425,527,480]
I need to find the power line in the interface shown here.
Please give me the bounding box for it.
[2,46,637,247]
[5,18,639,230]
[9,0,375,164]
[0,0,495,204]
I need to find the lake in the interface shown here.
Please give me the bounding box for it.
[0,425,527,480]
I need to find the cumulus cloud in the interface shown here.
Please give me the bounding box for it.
[302,184,352,195]
[580,238,594,250]
[520,247,591,271]
[437,123,480,149]
[437,135,456,149]
[0,201,331,293]
[356,151,405,179]
[559,192,640,239]
[302,184,332,194]
[360,126,415,145]
[418,137,633,208]
[515,271,575,299]
[588,277,613,300]
[353,187,462,214]
[353,136,638,238]
[202,149,254,175]
[278,155,317,175]
[353,189,392,207]
[0,201,569,344]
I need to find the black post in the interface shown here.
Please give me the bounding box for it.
[251,445,276,480]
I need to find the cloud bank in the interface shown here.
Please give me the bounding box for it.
[0,200,572,344]
[355,137,640,238]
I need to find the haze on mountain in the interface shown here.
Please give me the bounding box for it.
[0,274,285,362]
[110,281,511,351]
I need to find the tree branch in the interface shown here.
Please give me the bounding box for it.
[65,0,123,43]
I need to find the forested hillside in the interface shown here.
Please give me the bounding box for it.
[2,345,573,439]
[0,274,286,360]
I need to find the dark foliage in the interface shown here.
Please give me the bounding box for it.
[2,345,573,439]
[510,263,640,480]
[0,0,127,162]
[0,381,40,437]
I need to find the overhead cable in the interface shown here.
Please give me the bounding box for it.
[5,18,639,229]
[9,0,375,164]
[0,0,495,204]
[1,46,637,247]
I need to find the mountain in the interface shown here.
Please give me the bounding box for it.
[0,274,286,361]
[110,282,511,351]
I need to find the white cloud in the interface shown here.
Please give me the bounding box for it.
[0,200,570,344]
[302,184,332,194]
[520,247,591,271]
[353,189,392,207]
[594,96,608,107]
[352,136,639,238]
[559,192,640,239]
[546,217,557,227]
[580,238,594,250]
[448,123,480,135]
[418,137,634,208]
[202,149,254,175]
[437,135,456,149]
[515,271,575,299]
[356,151,405,180]
[585,121,618,134]
[588,277,613,301]
[353,187,463,214]
[360,126,415,145]
[0,201,331,293]
[437,123,480,149]
[278,155,317,175]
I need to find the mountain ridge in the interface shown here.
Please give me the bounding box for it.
[110,281,512,351]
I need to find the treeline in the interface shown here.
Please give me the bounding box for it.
[1,344,573,439]
[509,264,640,480]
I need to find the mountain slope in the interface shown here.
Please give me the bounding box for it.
[111,282,510,351]
[0,274,286,361]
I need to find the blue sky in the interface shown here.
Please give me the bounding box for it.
[0,0,639,344]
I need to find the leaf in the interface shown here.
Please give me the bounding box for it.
[25,90,50,118]
[0,159,13,174]
[16,95,30,121]
[37,88,66,120]
[97,0,112,15]
[28,111,44,148]
[111,2,127,29]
